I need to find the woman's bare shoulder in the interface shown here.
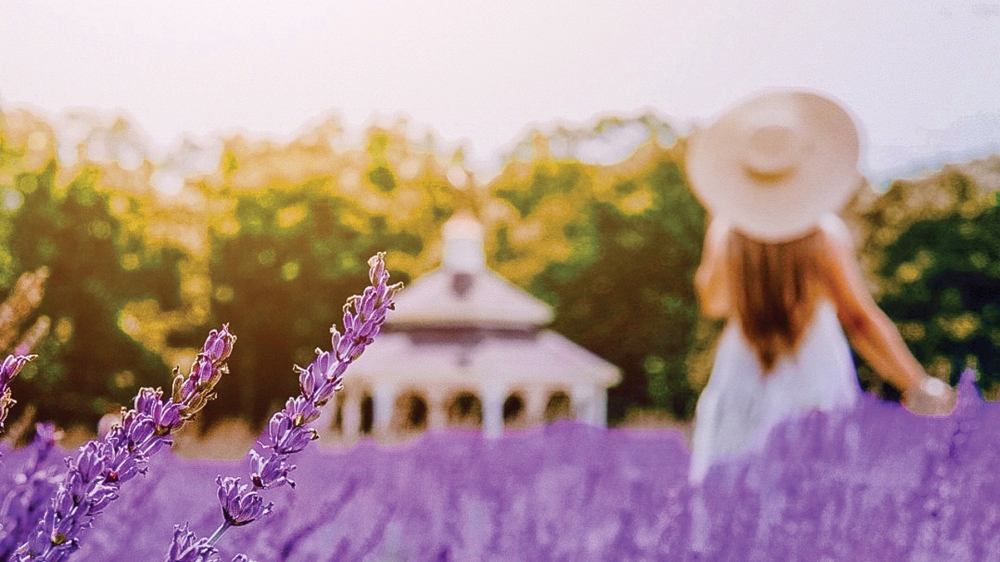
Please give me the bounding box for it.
[816,213,853,247]
[705,216,734,249]
[813,213,876,316]
[814,213,860,275]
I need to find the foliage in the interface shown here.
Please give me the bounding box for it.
[194,123,468,427]
[202,182,416,425]
[3,106,998,430]
[0,267,49,356]
[193,123,710,430]
[491,152,706,420]
[851,161,1000,395]
[0,138,186,427]
[875,204,1000,389]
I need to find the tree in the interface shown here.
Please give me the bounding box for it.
[0,161,185,427]
[875,204,1000,390]
[201,179,422,425]
[490,145,706,421]
[193,124,462,426]
[847,161,1000,397]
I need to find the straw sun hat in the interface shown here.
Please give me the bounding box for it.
[685,90,863,242]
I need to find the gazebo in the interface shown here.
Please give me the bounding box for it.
[320,213,621,440]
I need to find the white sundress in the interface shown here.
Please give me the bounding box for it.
[688,300,860,484]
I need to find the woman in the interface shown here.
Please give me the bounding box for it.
[684,90,956,484]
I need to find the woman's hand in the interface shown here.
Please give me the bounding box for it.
[902,376,957,416]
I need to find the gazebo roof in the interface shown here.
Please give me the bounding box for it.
[387,267,553,329]
[387,211,552,329]
[351,329,621,388]
[357,212,621,391]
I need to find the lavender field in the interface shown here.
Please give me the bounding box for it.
[0,371,994,561]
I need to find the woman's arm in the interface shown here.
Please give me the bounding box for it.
[817,214,955,415]
[694,217,732,319]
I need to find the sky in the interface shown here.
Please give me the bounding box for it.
[1,0,999,184]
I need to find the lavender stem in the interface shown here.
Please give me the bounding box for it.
[207,521,232,546]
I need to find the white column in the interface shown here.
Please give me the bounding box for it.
[341,390,362,439]
[523,387,545,425]
[373,382,396,436]
[426,389,448,432]
[572,385,596,426]
[481,382,506,438]
[595,387,608,428]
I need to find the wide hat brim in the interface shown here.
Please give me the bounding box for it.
[685,90,862,242]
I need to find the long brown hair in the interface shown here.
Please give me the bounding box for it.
[727,229,825,373]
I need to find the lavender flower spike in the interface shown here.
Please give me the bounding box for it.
[251,251,400,488]
[0,353,35,429]
[15,326,236,562]
[0,424,62,560]
[185,253,400,555]
[162,524,256,562]
[164,523,221,562]
[217,477,273,527]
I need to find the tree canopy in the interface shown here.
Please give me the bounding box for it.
[1,108,997,431]
[0,156,185,427]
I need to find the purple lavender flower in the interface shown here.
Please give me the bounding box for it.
[162,525,256,562]
[163,523,219,562]
[176,254,400,558]
[14,326,236,561]
[173,326,236,421]
[249,252,400,476]
[248,449,295,490]
[265,412,318,455]
[0,354,35,429]
[282,395,321,428]
[0,424,63,559]
[217,477,273,526]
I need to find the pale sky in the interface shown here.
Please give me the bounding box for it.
[1,0,999,182]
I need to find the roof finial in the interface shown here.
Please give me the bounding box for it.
[442,211,485,272]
